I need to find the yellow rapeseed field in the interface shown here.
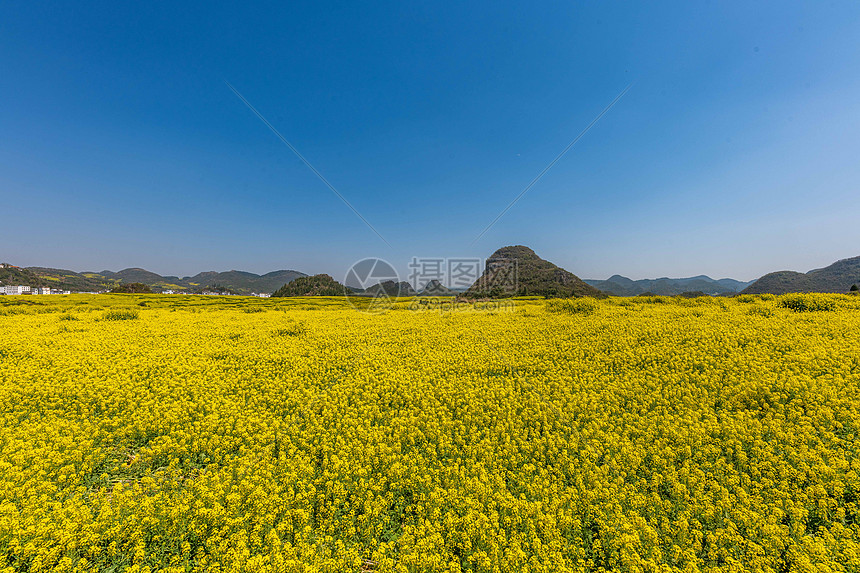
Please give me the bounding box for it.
[1,293,860,572]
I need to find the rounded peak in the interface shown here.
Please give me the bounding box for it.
[488,245,539,260]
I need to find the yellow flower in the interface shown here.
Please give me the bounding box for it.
[0,293,858,570]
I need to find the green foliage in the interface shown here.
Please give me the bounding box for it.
[851,284,859,292]
[5,264,308,295]
[274,321,307,336]
[777,294,836,312]
[467,246,603,300]
[272,274,347,297]
[195,284,239,295]
[102,309,140,321]
[743,255,860,295]
[19,266,114,291]
[0,266,45,288]
[747,306,774,318]
[111,282,152,294]
[545,297,598,315]
[636,295,670,304]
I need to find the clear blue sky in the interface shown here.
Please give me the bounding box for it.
[2,1,859,281]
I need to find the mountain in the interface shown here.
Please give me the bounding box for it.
[466,246,603,298]
[108,268,173,284]
[585,274,753,296]
[272,274,347,297]
[180,270,306,294]
[362,280,418,297]
[92,268,185,290]
[111,282,153,294]
[742,255,860,294]
[1,266,52,289]
[3,263,306,294]
[420,279,455,296]
[15,267,111,291]
[714,278,752,291]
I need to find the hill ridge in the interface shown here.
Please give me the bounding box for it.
[467,246,602,298]
[742,255,860,294]
[272,274,347,297]
[2,265,306,295]
[586,274,752,296]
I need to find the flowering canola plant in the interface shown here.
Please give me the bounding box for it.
[1,293,860,572]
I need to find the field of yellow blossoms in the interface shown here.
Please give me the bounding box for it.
[1,292,860,572]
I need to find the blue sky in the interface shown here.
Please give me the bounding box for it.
[2,1,859,282]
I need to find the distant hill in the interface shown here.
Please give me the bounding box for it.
[742,255,860,294]
[362,280,418,297]
[585,274,752,296]
[86,268,185,291]
[179,269,306,294]
[14,253,856,297]
[2,263,306,294]
[111,282,153,294]
[12,266,110,291]
[272,274,347,297]
[100,268,173,285]
[420,279,455,296]
[466,246,603,298]
[1,266,52,289]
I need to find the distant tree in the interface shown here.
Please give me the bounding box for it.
[111,282,152,294]
[197,284,239,295]
[272,274,348,297]
[851,284,858,292]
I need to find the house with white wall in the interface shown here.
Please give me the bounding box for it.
[3,285,31,295]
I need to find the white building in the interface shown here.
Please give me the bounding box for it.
[3,285,31,295]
